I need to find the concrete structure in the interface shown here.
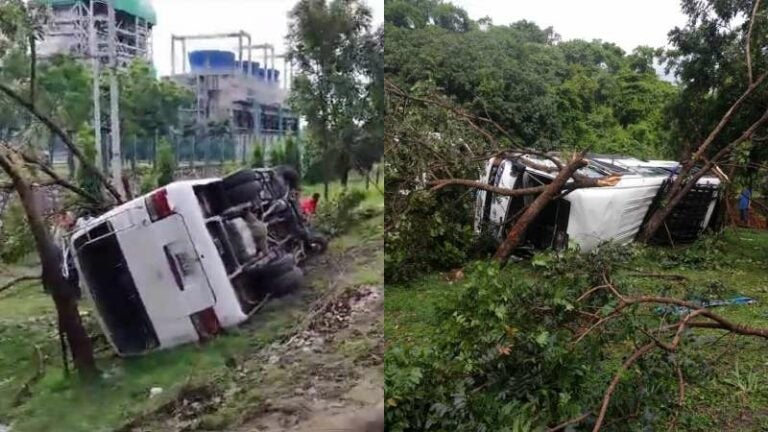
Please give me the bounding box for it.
[36,0,155,64]
[35,0,155,190]
[168,32,299,162]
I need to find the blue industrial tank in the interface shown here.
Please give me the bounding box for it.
[189,50,236,72]
[257,67,266,80]
[235,60,261,75]
[274,70,280,82]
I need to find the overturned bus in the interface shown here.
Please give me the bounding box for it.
[70,175,306,356]
[474,153,723,252]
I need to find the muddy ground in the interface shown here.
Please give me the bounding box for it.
[124,218,384,432]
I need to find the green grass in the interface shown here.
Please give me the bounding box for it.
[0,177,382,432]
[385,228,768,431]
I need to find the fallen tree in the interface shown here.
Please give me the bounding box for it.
[0,1,116,377]
[551,269,768,432]
[427,150,624,262]
[0,150,97,376]
[637,0,768,242]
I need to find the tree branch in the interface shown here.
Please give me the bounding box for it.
[18,150,106,207]
[746,0,762,84]
[493,152,589,262]
[592,342,656,432]
[0,82,123,203]
[429,174,621,196]
[0,275,41,294]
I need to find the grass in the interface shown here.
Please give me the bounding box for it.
[385,228,768,431]
[0,177,382,432]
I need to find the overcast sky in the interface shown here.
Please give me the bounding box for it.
[151,0,383,77]
[451,0,688,54]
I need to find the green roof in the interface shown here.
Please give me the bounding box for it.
[38,0,157,25]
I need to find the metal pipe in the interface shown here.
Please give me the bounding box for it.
[89,0,102,169]
[107,0,123,195]
[170,35,175,75]
[263,47,268,81]
[246,33,252,76]
[181,38,187,73]
[237,33,243,74]
[245,44,276,81]
[174,32,243,40]
[271,46,276,83]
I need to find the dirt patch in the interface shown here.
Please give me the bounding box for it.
[120,216,384,432]
[239,284,384,432]
[726,198,768,229]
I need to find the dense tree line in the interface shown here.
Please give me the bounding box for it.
[386,1,679,157]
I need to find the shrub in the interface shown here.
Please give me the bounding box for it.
[268,143,285,167]
[250,143,265,168]
[75,123,101,199]
[384,189,474,284]
[0,200,36,263]
[314,189,367,236]
[139,172,157,194]
[284,134,301,174]
[155,138,175,187]
[386,247,690,431]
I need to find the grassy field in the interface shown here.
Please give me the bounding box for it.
[0,177,383,432]
[386,228,768,431]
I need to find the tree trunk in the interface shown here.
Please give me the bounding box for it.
[638,106,768,242]
[0,154,97,377]
[493,153,588,263]
[365,171,370,190]
[323,153,331,200]
[341,168,349,188]
[152,131,158,169]
[131,136,137,172]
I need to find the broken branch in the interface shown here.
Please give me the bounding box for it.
[18,150,106,207]
[493,152,588,262]
[592,342,656,432]
[0,82,123,203]
[0,275,41,294]
[746,0,762,84]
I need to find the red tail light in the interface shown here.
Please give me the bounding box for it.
[146,188,173,221]
[190,307,221,340]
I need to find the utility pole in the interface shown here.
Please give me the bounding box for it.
[89,0,102,169]
[107,0,123,195]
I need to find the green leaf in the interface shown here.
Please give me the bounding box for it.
[535,331,550,346]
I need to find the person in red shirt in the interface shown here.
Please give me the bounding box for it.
[300,193,321,217]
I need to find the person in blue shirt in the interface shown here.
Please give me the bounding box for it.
[739,187,752,224]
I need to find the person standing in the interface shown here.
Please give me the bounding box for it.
[301,192,321,217]
[739,187,752,224]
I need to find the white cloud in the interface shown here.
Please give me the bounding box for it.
[151,0,383,76]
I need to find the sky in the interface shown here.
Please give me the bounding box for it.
[150,0,384,77]
[451,0,689,54]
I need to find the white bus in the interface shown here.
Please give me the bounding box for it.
[474,153,722,252]
[71,178,300,356]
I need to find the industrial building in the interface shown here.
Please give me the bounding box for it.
[168,33,299,161]
[36,0,155,64]
[35,1,298,168]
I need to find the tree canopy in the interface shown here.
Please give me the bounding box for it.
[287,0,384,194]
[386,2,678,158]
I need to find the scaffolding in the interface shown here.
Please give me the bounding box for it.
[38,0,153,65]
[38,0,154,194]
